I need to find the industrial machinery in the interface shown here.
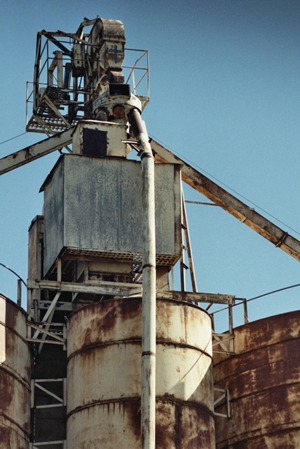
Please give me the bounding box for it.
[26,17,149,134]
[0,15,299,449]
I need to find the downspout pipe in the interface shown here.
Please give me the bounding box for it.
[128,108,156,449]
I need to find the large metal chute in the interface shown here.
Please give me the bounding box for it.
[128,108,156,449]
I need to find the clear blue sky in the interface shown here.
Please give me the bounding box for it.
[0,0,299,330]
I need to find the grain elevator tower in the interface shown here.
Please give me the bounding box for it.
[0,15,299,449]
[24,17,216,449]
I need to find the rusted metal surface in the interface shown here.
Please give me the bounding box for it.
[0,295,31,448]
[214,311,300,448]
[67,297,215,448]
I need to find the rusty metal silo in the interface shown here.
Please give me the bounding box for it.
[214,311,300,448]
[0,294,31,448]
[67,297,215,449]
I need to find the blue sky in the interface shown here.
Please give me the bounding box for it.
[0,0,300,330]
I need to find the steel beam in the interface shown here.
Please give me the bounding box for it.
[158,290,235,304]
[2,128,299,265]
[151,138,300,262]
[0,127,74,175]
[28,279,143,296]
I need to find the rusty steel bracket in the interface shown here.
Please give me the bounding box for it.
[212,332,235,355]
[27,321,66,347]
[213,387,231,418]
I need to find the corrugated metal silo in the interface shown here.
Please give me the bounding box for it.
[67,297,215,448]
[214,311,300,448]
[0,294,31,448]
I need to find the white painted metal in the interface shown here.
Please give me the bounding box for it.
[72,120,130,157]
[141,123,156,449]
[66,298,215,448]
[128,108,156,449]
[0,127,73,175]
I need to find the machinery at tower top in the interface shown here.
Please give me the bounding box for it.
[26,17,149,134]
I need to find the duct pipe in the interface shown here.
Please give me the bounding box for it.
[128,108,156,449]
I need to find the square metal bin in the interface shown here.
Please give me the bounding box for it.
[41,155,182,276]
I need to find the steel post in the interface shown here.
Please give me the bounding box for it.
[128,108,156,449]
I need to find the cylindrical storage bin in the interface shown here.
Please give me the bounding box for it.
[0,294,31,448]
[67,297,215,448]
[214,311,300,448]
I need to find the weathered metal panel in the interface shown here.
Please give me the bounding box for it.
[28,215,44,282]
[67,297,215,448]
[43,158,64,275]
[0,295,31,448]
[72,120,129,157]
[214,311,300,448]
[43,155,181,275]
[27,216,44,312]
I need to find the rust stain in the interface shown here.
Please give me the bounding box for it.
[4,302,17,330]
[67,297,215,448]
[214,312,300,448]
[180,403,215,449]
[0,371,13,410]
[155,401,176,449]
[70,298,142,348]
[156,299,174,330]
[0,427,10,446]
[126,399,141,440]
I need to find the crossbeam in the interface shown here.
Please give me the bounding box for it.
[0,127,73,175]
[151,138,300,262]
[1,129,299,262]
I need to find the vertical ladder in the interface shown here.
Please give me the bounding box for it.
[180,192,198,293]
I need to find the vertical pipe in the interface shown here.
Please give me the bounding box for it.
[17,279,22,306]
[211,313,215,332]
[229,303,233,334]
[243,299,249,324]
[128,108,156,449]
[56,51,63,88]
